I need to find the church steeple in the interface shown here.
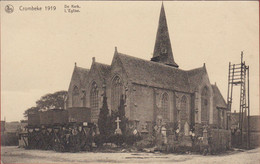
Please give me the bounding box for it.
[151,3,179,68]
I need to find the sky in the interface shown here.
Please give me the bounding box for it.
[1,1,259,122]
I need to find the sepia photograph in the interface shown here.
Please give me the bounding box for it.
[1,1,259,163]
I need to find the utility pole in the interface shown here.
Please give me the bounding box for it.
[227,51,250,148]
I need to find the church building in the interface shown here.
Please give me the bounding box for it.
[65,4,230,146]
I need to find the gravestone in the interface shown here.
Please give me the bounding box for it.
[115,117,122,134]
[161,126,167,144]
[203,128,208,145]
[184,122,190,136]
[179,122,192,147]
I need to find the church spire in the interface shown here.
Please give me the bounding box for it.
[151,3,179,68]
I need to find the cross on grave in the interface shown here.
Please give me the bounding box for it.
[115,117,122,134]
[115,117,121,129]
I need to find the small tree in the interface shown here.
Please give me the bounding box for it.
[118,95,127,134]
[98,96,110,137]
[109,110,118,134]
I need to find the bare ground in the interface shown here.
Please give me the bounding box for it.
[1,146,260,164]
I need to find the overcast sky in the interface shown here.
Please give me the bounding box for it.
[1,1,259,122]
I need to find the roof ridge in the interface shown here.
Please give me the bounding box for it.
[117,52,205,72]
[117,52,183,70]
[76,66,90,71]
[185,66,205,72]
[95,62,110,67]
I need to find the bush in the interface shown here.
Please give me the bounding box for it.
[113,134,124,146]
[135,135,155,150]
[125,135,142,146]
[93,134,105,147]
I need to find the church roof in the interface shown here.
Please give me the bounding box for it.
[116,52,191,92]
[211,84,227,109]
[186,66,207,92]
[94,62,111,80]
[72,51,208,94]
[74,66,90,87]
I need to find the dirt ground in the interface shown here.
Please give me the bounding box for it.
[1,146,260,164]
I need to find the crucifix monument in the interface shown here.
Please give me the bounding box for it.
[115,117,122,134]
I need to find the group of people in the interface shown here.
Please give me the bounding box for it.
[27,124,94,152]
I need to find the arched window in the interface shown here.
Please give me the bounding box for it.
[201,86,209,123]
[161,93,169,120]
[82,91,86,107]
[72,86,79,107]
[90,82,99,112]
[180,96,188,122]
[112,76,123,110]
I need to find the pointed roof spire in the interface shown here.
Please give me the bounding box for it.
[151,3,178,68]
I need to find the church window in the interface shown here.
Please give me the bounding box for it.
[90,82,99,112]
[222,110,225,129]
[218,109,225,129]
[201,86,209,123]
[112,76,123,110]
[161,93,169,120]
[82,90,86,107]
[180,96,188,122]
[72,86,79,107]
[73,86,79,95]
[218,109,221,128]
[195,110,198,123]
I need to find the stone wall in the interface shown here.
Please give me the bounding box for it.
[130,84,154,132]
[210,129,231,152]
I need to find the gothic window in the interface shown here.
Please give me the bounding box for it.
[195,110,198,123]
[222,110,225,129]
[218,109,225,129]
[218,109,221,128]
[161,93,169,120]
[201,86,209,123]
[90,82,99,112]
[72,86,79,107]
[82,91,86,107]
[112,76,123,110]
[73,86,79,95]
[180,96,188,122]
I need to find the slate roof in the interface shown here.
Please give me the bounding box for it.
[71,52,212,95]
[186,67,207,92]
[74,66,90,87]
[212,84,227,109]
[94,62,111,80]
[116,52,202,93]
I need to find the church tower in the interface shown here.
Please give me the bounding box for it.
[151,3,179,68]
